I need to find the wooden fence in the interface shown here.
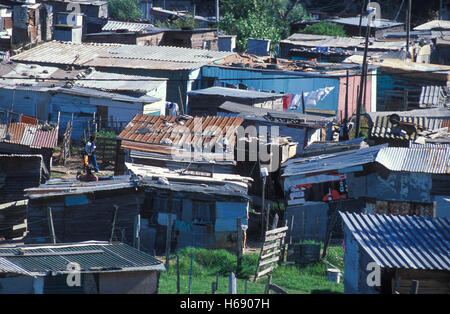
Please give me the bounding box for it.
[95,137,117,168]
[254,226,288,281]
[58,120,72,165]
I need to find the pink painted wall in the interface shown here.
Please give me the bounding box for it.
[338,74,372,122]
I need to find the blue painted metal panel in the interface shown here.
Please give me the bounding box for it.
[65,194,89,206]
[340,212,450,270]
[215,202,248,232]
[201,66,340,114]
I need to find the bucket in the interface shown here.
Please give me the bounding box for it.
[326,268,342,283]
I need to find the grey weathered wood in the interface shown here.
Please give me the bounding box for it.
[229,272,237,294]
[271,213,279,230]
[260,249,281,260]
[265,226,288,236]
[211,282,217,294]
[165,193,173,271]
[262,240,282,251]
[257,265,276,279]
[410,280,419,294]
[47,207,56,244]
[264,274,272,294]
[109,205,119,243]
[188,252,193,294]
[259,255,280,267]
[264,232,287,242]
[269,283,288,294]
[176,254,180,294]
[236,217,242,270]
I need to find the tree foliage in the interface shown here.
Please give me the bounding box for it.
[154,13,203,29]
[108,0,142,21]
[299,21,347,37]
[218,0,311,53]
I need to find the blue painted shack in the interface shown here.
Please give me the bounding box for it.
[10,41,235,109]
[200,54,377,120]
[0,62,165,140]
[340,212,450,294]
[127,163,251,253]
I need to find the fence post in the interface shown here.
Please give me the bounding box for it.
[176,254,180,294]
[188,252,193,294]
[271,213,279,230]
[245,280,248,294]
[410,280,419,294]
[165,193,173,272]
[236,217,242,272]
[211,282,216,294]
[109,205,119,243]
[229,272,236,294]
[264,274,272,294]
[47,207,56,244]
[215,271,219,291]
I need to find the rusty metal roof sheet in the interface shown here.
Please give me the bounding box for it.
[0,122,58,149]
[376,146,450,174]
[118,114,244,155]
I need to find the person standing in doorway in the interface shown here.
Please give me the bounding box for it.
[85,134,99,172]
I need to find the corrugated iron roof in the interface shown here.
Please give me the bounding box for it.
[340,212,450,270]
[25,175,135,199]
[11,41,234,71]
[375,146,450,174]
[118,114,244,155]
[281,144,387,177]
[366,109,450,140]
[329,17,404,29]
[413,20,450,31]
[419,85,448,108]
[101,20,160,32]
[0,241,165,276]
[188,87,284,99]
[0,122,58,149]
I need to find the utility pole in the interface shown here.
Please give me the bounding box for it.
[216,0,219,23]
[358,0,368,37]
[355,7,373,138]
[345,70,349,122]
[406,0,412,60]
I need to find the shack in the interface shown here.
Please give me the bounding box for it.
[281,144,386,242]
[0,119,58,174]
[24,176,141,244]
[187,87,285,116]
[218,101,331,155]
[115,114,244,175]
[0,154,43,203]
[340,212,449,294]
[0,241,165,294]
[364,108,450,146]
[201,54,377,120]
[10,41,234,106]
[0,62,165,140]
[126,163,251,252]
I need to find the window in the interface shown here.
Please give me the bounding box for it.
[192,201,215,224]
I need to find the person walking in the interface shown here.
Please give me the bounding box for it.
[85,134,99,172]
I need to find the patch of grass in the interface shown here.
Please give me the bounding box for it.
[158,246,344,294]
[50,171,66,178]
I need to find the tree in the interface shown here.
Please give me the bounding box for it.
[299,21,347,37]
[108,0,142,21]
[218,0,311,53]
